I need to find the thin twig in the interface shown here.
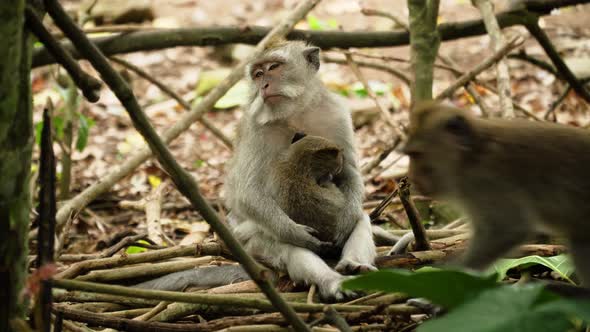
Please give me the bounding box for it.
[110,56,233,149]
[361,8,409,30]
[546,85,572,120]
[144,183,173,246]
[323,306,352,332]
[523,12,590,103]
[397,178,430,251]
[37,99,57,332]
[53,25,153,39]
[436,35,524,100]
[55,243,226,279]
[322,55,411,85]
[361,137,402,176]
[25,7,101,102]
[344,292,385,305]
[344,53,405,139]
[472,0,516,117]
[508,52,559,77]
[52,279,373,313]
[369,189,399,221]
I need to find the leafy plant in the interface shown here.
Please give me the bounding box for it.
[306,15,338,31]
[76,113,95,151]
[343,268,590,332]
[489,255,575,283]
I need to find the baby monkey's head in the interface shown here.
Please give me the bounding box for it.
[288,134,343,186]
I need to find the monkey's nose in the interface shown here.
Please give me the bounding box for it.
[263,83,269,89]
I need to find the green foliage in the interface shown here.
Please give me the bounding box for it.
[35,112,95,152]
[344,269,590,332]
[350,81,391,98]
[76,113,95,151]
[125,240,150,254]
[489,255,575,283]
[194,69,249,109]
[343,268,497,308]
[306,15,338,31]
[418,284,574,332]
[215,80,249,109]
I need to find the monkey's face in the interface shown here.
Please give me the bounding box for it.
[246,43,322,123]
[404,104,479,198]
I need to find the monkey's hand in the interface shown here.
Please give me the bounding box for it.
[291,224,332,254]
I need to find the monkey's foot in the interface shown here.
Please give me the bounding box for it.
[318,276,358,302]
[335,259,377,275]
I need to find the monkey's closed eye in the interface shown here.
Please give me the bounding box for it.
[269,63,280,71]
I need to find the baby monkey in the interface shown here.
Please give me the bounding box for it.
[404,101,590,285]
[272,134,345,244]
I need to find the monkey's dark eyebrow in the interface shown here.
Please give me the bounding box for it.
[250,56,286,69]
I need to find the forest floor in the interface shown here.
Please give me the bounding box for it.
[30,0,590,330]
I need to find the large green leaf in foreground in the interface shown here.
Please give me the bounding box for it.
[344,269,590,332]
[343,268,497,308]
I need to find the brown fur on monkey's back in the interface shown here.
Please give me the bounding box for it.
[475,117,590,231]
[417,104,590,233]
[272,136,345,243]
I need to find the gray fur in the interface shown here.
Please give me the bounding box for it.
[225,42,376,300]
[133,265,249,291]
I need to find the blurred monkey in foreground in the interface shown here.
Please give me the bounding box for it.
[403,101,590,285]
[225,40,376,300]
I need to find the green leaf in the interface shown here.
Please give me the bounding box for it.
[53,114,64,141]
[126,240,150,254]
[214,80,249,109]
[418,284,584,332]
[368,80,389,96]
[195,69,231,96]
[327,18,339,29]
[489,255,575,283]
[343,269,497,308]
[536,299,590,322]
[351,82,368,98]
[307,15,323,30]
[76,114,95,151]
[35,121,43,146]
[194,159,205,168]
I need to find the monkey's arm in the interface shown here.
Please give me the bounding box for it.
[336,162,366,223]
[236,185,329,252]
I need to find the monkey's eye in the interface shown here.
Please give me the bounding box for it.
[253,70,264,79]
[268,63,280,71]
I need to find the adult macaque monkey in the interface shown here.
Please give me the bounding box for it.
[404,101,590,285]
[225,40,376,300]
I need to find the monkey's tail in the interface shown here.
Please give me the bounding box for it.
[133,265,250,291]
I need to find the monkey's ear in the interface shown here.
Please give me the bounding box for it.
[444,115,476,149]
[303,47,320,71]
